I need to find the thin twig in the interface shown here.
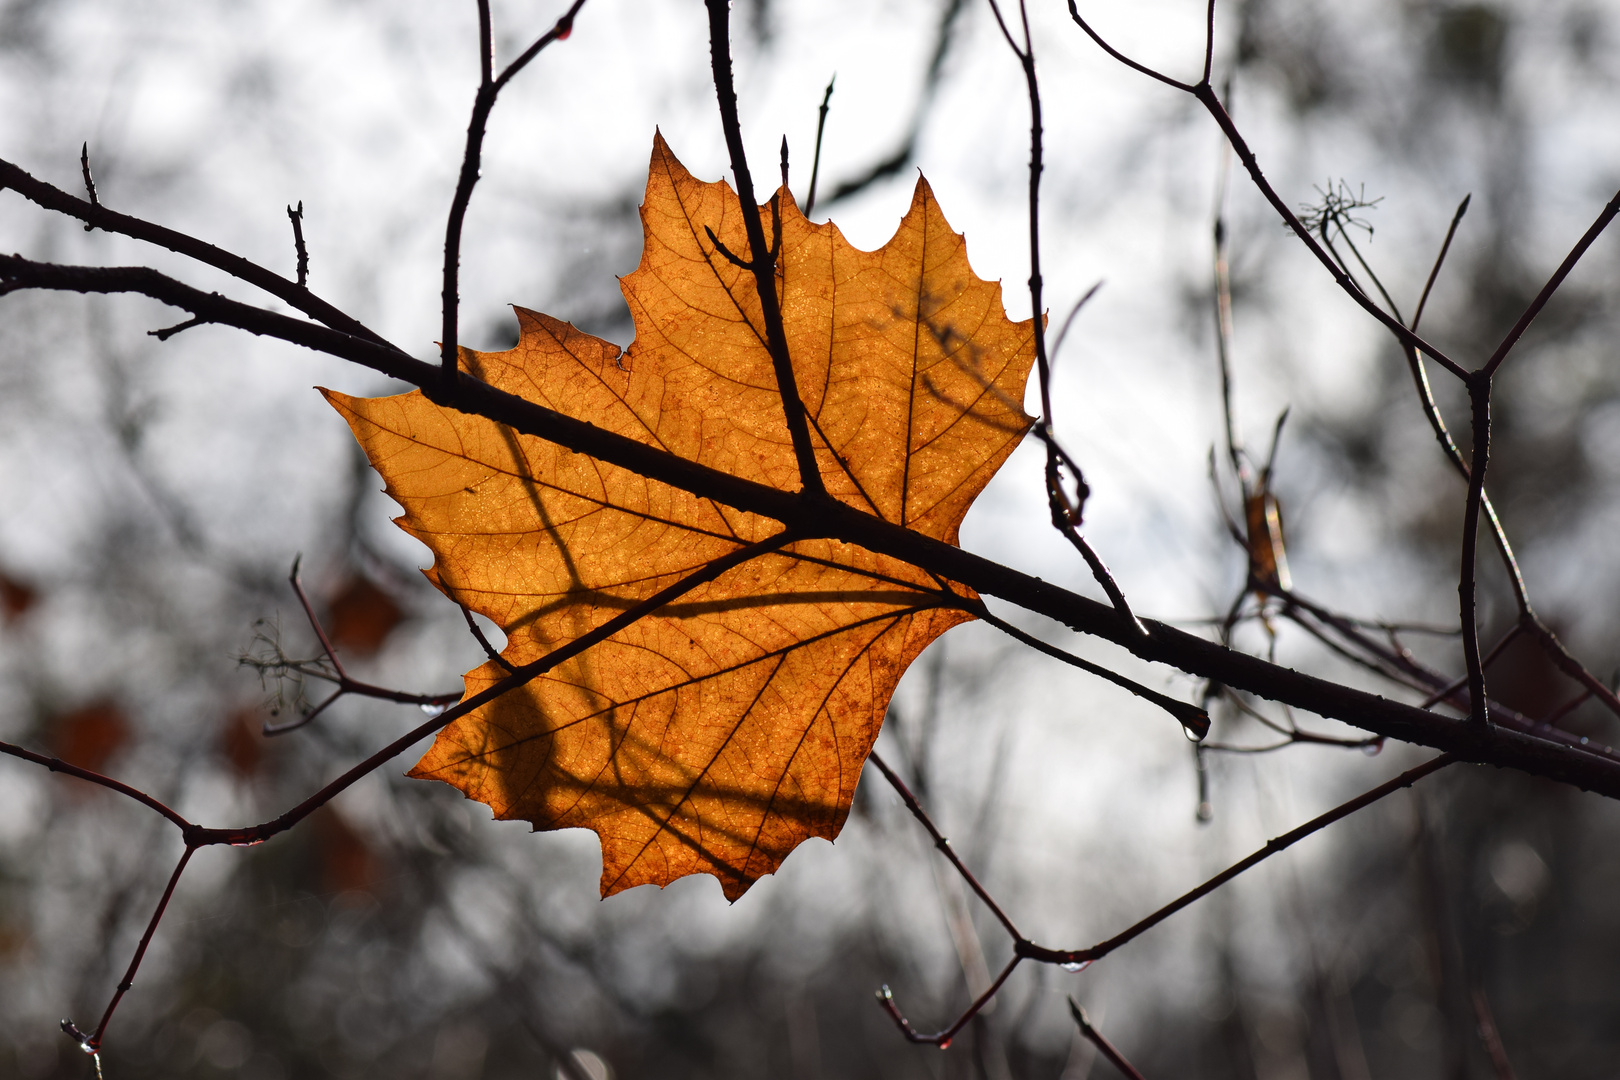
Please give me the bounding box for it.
[462,603,516,672]
[88,844,196,1048]
[868,749,1024,940]
[804,76,834,216]
[1413,194,1470,331]
[1210,83,1247,489]
[1019,754,1457,965]
[1049,279,1103,366]
[0,740,191,830]
[80,141,99,220]
[1068,999,1149,1080]
[257,559,461,735]
[990,0,1146,638]
[877,955,1021,1047]
[148,316,203,341]
[976,607,1209,738]
[1470,987,1518,1080]
[1483,187,1620,377]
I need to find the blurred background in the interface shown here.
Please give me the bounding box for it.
[3,0,1620,1077]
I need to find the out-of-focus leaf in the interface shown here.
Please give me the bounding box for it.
[0,570,36,623]
[51,702,130,774]
[326,577,403,656]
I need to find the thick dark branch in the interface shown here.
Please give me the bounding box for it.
[703,0,825,498]
[0,157,393,347]
[7,256,1620,795]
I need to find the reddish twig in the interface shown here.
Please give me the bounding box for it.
[877,956,1020,1048]
[260,560,462,735]
[868,750,1023,940]
[1068,998,1149,1080]
[0,741,190,830]
[868,746,1448,1039]
[1471,987,1518,1080]
[62,844,197,1052]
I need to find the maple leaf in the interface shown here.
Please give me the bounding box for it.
[326,135,1035,900]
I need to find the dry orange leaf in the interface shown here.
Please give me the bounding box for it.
[327,135,1035,899]
[1244,491,1292,595]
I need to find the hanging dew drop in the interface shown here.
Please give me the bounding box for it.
[1060,960,1090,973]
[420,702,447,716]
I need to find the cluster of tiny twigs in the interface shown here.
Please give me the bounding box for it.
[1,0,1619,1072]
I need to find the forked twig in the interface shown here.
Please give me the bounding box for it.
[0,530,798,1055]
[438,0,588,396]
[257,559,461,735]
[869,736,1453,1042]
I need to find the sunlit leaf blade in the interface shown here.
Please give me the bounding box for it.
[327,135,1035,899]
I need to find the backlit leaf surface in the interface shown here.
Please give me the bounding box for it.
[328,135,1035,899]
